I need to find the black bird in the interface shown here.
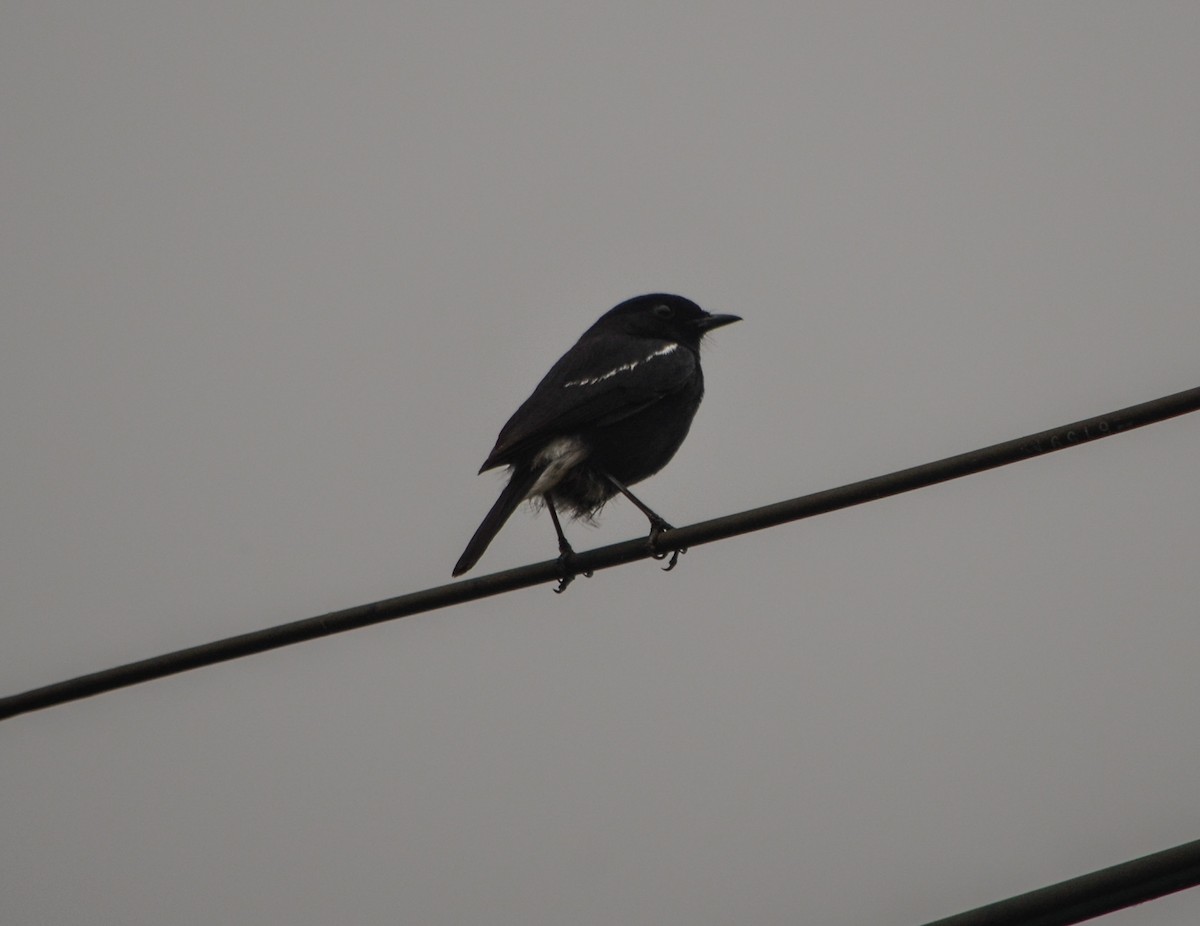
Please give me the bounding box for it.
[453,293,740,586]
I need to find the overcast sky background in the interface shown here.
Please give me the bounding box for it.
[4,3,1199,924]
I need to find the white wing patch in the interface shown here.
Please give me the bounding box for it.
[562,343,679,388]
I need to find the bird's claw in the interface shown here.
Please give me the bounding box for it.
[658,547,686,571]
[648,522,686,572]
[554,549,592,594]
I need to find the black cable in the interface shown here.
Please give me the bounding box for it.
[1,385,1197,722]
[920,836,1200,926]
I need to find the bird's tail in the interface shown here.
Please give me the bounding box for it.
[452,466,541,576]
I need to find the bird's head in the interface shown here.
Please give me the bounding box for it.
[593,293,741,349]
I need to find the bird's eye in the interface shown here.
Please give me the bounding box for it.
[652,304,674,319]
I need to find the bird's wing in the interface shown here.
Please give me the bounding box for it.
[480,335,697,471]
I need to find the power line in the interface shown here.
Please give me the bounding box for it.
[1,384,1197,722]
[920,836,1200,926]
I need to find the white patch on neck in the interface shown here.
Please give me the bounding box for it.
[563,343,678,388]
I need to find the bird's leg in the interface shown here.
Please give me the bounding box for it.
[545,495,591,593]
[600,472,686,571]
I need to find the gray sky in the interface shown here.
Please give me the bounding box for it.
[4,3,1199,924]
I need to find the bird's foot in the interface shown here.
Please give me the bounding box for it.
[554,545,592,594]
[647,519,687,572]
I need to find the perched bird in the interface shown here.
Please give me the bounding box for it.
[453,293,740,587]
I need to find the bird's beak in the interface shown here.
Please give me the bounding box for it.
[694,312,742,331]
